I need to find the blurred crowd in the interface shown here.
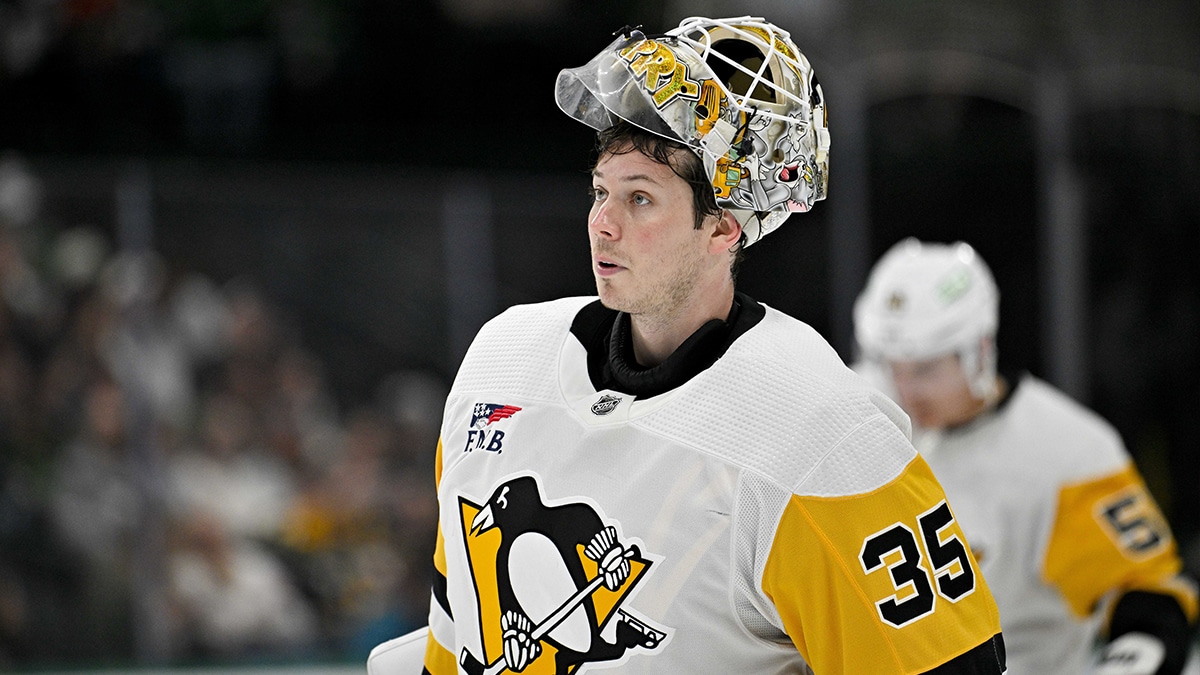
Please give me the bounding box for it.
[0,152,443,668]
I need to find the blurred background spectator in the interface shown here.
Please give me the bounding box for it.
[0,0,1197,670]
[0,144,445,668]
[167,509,318,662]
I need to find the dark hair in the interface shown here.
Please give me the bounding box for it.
[592,120,746,274]
[593,120,721,230]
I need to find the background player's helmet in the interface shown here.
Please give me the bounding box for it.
[853,238,999,397]
[555,16,830,246]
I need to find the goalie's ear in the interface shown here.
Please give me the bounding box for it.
[708,209,742,256]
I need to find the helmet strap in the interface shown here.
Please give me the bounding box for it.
[733,107,759,158]
[961,335,999,402]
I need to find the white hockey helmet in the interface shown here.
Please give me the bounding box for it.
[853,238,1000,397]
[554,16,830,246]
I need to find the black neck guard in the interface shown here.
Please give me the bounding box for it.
[569,292,766,398]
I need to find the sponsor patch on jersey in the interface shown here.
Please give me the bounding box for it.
[458,474,671,673]
[464,403,522,454]
[590,394,622,416]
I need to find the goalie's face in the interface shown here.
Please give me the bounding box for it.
[886,353,980,430]
[587,146,716,320]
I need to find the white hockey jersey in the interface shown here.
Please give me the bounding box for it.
[422,297,1004,674]
[911,375,1197,674]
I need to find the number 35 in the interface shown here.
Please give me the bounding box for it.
[859,501,977,628]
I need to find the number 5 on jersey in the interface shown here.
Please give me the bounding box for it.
[859,501,977,628]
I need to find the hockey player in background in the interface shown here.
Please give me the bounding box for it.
[853,238,1198,675]
[413,16,1007,675]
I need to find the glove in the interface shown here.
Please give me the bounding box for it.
[1094,632,1166,675]
[500,610,541,672]
[584,525,630,591]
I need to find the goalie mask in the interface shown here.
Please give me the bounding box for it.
[853,239,1000,399]
[555,16,830,246]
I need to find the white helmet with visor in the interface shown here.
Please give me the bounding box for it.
[554,16,830,246]
[853,238,1000,398]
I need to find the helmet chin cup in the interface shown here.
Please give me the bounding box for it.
[555,16,829,247]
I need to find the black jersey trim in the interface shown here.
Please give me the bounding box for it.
[432,568,452,620]
[921,633,1006,674]
[1108,589,1194,675]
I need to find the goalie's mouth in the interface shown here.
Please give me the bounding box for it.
[595,257,625,276]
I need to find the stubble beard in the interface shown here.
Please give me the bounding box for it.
[595,251,704,332]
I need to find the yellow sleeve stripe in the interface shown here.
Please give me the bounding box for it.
[435,437,445,487]
[764,455,1002,674]
[434,521,447,578]
[1043,463,1192,619]
[423,629,458,675]
[771,493,905,671]
[426,436,456,673]
[433,438,448,577]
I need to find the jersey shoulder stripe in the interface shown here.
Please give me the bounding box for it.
[1043,463,1192,618]
[765,453,1002,673]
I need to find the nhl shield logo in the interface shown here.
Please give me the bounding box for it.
[590,394,622,416]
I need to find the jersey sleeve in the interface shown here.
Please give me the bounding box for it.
[763,454,1004,674]
[1041,462,1198,623]
[423,438,460,674]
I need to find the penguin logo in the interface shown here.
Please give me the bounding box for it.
[458,475,669,674]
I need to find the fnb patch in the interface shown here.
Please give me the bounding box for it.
[464,403,522,453]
